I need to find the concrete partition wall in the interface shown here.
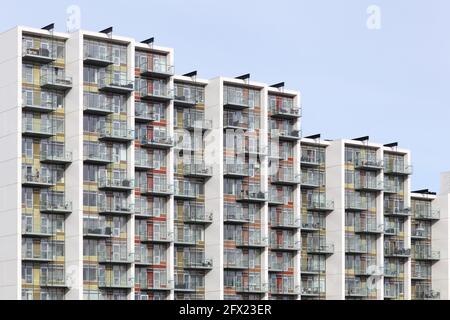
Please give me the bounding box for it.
[64,30,84,300]
[325,140,345,299]
[0,26,21,300]
[204,77,224,299]
[434,172,450,299]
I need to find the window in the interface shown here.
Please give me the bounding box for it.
[22,264,33,284]
[23,64,33,83]
[22,188,33,208]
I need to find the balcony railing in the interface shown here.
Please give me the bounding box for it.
[354,179,384,192]
[414,208,440,220]
[413,250,440,261]
[235,283,268,294]
[184,117,212,131]
[268,193,285,206]
[346,287,368,297]
[301,265,324,274]
[223,113,249,130]
[236,237,268,248]
[98,201,134,216]
[236,190,268,203]
[138,280,174,291]
[271,172,301,186]
[384,164,413,176]
[384,247,411,258]
[22,96,58,113]
[270,241,301,251]
[40,198,72,214]
[174,185,198,199]
[83,225,112,238]
[354,159,384,171]
[301,286,321,296]
[40,149,72,164]
[345,196,367,211]
[174,281,201,292]
[98,178,134,191]
[139,86,173,102]
[224,209,249,223]
[140,136,174,149]
[301,155,321,167]
[183,259,213,270]
[140,183,174,196]
[84,150,111,164]
[183,164,213,178]
[83,43,113,66]
[22,120,55,138]
[40,278,67,288]
[22,173,55,188]
[22,251,56,262]
[225,260,249,270]
[271,217,300,229]
[139,231,173,243]
[307,200,335,211]
[98,279,134,289]
[135,156,153,170]
[223,88,251,110]
[415,290,440,300]
[384,203,411,216]
[22,223,56,237]
[346,242,368,254]
[99,126,134,142]
[23,47,56,63]
[301,173,322,188]
[307,243,334,255]
[224,164,250,177]
[140,61,174,78]
[98,252,134,264]
[99,75,134,94]
[270,104,301,119]
[183,209,213,224]
[40,74,73,91]
[174,84,204,107]
[270,285,300,295]
[174,233,197,245]
[355,222,384,234]
[271,129,301,141]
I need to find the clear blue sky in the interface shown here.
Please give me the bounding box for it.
[1,0,449,191]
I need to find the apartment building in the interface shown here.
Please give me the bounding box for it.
[0,24,449,300]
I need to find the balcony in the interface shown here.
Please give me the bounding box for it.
[183,259,213,271]
[140,61,174,79]
[235,283,268,294]
[413,250,440,261]
[345,197,367,211]
[236,190,268,203]
[384,204,411,217]
[183,209,213,225]
[224,164,250,178]
[174,84,203,108]
[83,43,113,67]
[384,164,413,176]
[174,282,200,292]
[301,286,321,297]
[40,74,72,92]
[384,247,411,258]
[184,117,212,132]
[134,256,154,267]
[22,252,55,263]
[139,280,174,291]
[346,287,368,298]
[306,200,335,212]
[40,149,72,165]
[271,129,301,142]
[140,136,174,149]
[270,285,301,296]
[268,193,285,206]
[22,96,58,113]
[384,267,401,278]
[301,265,323,275]
[22,223,55,238]
[99,75,134,94]
[224,210,249,224]
[84,101,114,116]
[139,86,173,103]
[135,109,157,123]
[270,105,301,119]
[40,198,72,215]
[412,270,431,280]
[301,222,322,232]
[83,151,111,165]
[140,183,174,197]
[135,156,153,171]
[99,126,134,142]
[307,243,334,255]
[174,233,197,246]
[223,89,251,110]
[269,263,288,273]
[174,185,198,200]
[384,226,400,236]
[225,260,249,270]
[22,173,55,188]
[270,241,301,252]
[23,47,55,64]
[134,203,152,219]
[271,172,301,186]
[22,120,55,138]
[98,201,134,216]
[383,181,400,194]
[301,154,321,168]
[415,290,440,300]
[98,252,134,265]
[355,222,384,234]
[411,228,429,240]
[384,285,401,299]
[83,225,112,239]
[183,164,213,179]
[271,217,301,229]
[301,173,322,189]
[414,208,440,221]
[354,159,384,171]
[346,242,368,254]
[354,179,384,192]
[40,278,67,288]
[223,113,249,131]
[98,178,134,192]
[98,279,134,289]
[139,231,173,244]
[236,237,268,249]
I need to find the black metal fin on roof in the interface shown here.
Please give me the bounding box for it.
[141,37,154,45]
[412,189,436,195]
[42,23,55,31]
[183,71,197,78]
[384,142,398,148]
[100,27,113,35]
[352,136,369,142]
[270,82,285,89]
[235,74,250,81]
[305,134,321,140]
